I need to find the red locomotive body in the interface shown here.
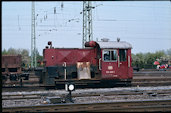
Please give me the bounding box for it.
[43,48,98,66]
[41,39,133,87]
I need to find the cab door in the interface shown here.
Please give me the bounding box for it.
[118,49,128,78]
[101,49,118,79]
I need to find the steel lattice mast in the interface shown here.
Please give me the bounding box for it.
[31,1,37,68]
[82,1,94,48]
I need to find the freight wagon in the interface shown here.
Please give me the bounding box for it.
[2,55,29,85]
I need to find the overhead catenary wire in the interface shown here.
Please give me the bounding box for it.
[3,2,171,39]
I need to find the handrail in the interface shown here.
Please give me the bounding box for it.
[63,62,67,80]
[128,56,130,68]
[118,56,120,67]
[99,58,101,70]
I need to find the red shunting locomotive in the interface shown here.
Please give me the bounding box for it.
[40,38,133,87]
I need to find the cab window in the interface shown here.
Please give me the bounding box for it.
[119,49,127,61]
[103,50,117,61]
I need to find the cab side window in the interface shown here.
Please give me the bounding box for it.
[103,50,110,61]
[111,50,117,60]
[119,49,127,61]
[103,50,117,61]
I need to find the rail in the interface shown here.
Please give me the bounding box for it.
[3,99,171,112]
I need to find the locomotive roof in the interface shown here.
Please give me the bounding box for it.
[97,41,132,49]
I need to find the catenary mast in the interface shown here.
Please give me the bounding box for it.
[82,1,94,48]
[31,1,37,68]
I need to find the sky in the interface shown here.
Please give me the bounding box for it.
[2,1,171,56]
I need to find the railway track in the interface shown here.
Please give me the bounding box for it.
[132,71,171,86]
[2,86,171,112]
[2,71,171,90]
[3,99,171,112]
[3,86,171,100]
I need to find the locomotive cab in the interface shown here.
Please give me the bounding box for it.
[98,38,133,84]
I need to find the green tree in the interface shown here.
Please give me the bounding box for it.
[7,47,18,55]
[35,49,43,67]
[132,50,168,69]
[2,49,8,55]
[21,49,30,68]
[166,48,171,56]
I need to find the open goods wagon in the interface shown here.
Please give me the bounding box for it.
[2,55,29,85]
